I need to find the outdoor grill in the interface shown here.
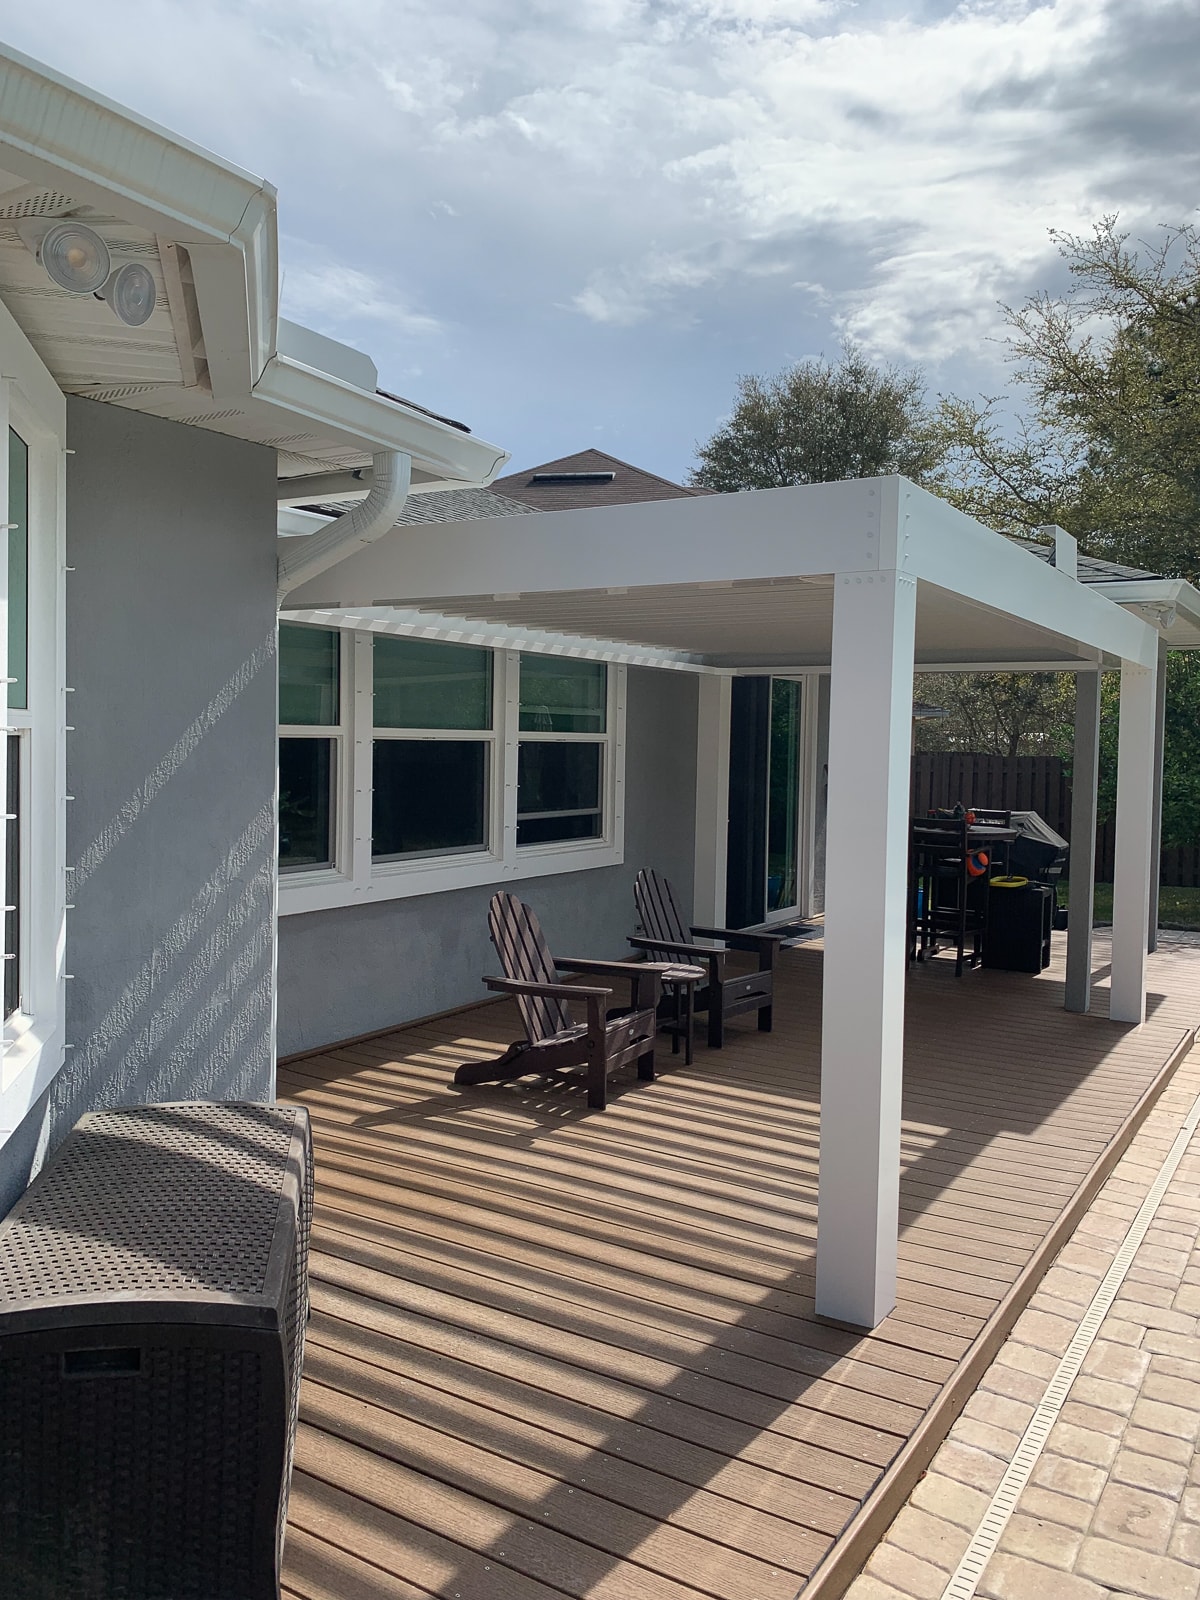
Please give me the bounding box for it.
[0,1101,312,1600]
[1006,809,1070,887]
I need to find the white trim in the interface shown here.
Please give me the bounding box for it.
[798,673,822,920]
[0,298,67,1151]
[692,674,732,926]
[278,636,625,917]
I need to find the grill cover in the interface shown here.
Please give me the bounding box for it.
[1007,810,1070,881]
[0,1101,312,1600]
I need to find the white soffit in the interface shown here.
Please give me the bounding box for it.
[0,45,506,487]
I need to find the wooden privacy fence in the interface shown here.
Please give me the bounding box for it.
[911,752,1200,888]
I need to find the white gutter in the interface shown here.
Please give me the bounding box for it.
[277,451,411,601]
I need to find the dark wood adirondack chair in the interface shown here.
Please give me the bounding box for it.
[630,868,782,1049]
[453,891,662,1110]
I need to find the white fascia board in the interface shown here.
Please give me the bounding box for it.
[285,477,887,609]
[282,605,713,672]
[900,480,1160,668]
[255,353,508,484]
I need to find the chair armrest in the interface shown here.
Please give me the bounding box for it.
[484,975,610,1001]
[555,957,661,1011]
[690,926,782,969]
[556,957,651,979]
[628,935,726,967]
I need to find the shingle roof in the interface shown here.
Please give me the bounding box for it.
[305,487,537,523]
[1011,537,1160,584]
[488,448,712,511]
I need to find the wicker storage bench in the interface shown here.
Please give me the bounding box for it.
[0,1101,312,1600]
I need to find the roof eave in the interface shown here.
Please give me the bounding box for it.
[256,354,508,486]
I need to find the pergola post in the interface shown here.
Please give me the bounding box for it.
[1148,637,1167,954]
[1110,657,1158,1024]
[816,570,916,1329]
[693,673,732,926]
[1065,670,1101,1013]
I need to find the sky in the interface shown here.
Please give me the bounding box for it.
[3,0,1197,481]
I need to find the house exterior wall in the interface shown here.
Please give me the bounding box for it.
[0,399,278,1216]
[276,665,698,1057]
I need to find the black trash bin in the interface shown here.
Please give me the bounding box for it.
[983,881,1053,973]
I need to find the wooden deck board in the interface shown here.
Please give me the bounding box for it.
[280,935,1200,1597]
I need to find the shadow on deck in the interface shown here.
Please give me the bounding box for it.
[277,934,1200,1600]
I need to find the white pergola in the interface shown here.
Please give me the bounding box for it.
[285,475,1200,1330]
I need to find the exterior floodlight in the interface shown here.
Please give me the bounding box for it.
[101,261,157,326]
[37,220,111,295]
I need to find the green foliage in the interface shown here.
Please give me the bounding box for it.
[931,218,1200,581]
[913,671,1074,759]
[690,343,942,492]
[1095,654,1200,848]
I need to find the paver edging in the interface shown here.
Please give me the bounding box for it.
[795,1023,1196,1600]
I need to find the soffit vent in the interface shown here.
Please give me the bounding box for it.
[73,383,164,402]
[0,188,76,220]
[174,408,248,425]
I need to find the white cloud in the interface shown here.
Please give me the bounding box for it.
[2,0,1196,471]
[280,249,443,340]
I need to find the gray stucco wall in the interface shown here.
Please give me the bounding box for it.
[277,665,698,1056]
[0,398,278,1214]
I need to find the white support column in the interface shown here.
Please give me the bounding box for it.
[1148,637,1167,955]
[1110,657,1158,1025]
[1065,671,1101,1013]
[816,570,916,1329]
[693,673,732,926]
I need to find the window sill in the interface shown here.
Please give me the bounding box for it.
[0,1019,65,1152]
[278,837,624,917]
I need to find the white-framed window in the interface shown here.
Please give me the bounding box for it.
[0,302,67,1144]
[372,636,497,865]
[277,622,344,875]
[277,629,626,915]
[517,654,609,847]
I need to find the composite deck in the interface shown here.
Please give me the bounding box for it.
[278,934,1200,1600]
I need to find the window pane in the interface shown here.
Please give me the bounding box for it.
[8,429,28,712]
[373,740,488,859]
[374,637,492,730]
[279,738,334,870]
[279,624,339,726]
[5,734,19,1018]
[519,656,606,733]
[517,741,602,846]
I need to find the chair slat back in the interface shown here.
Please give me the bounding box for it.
[489,891,573,1043]
[634,868,689,961]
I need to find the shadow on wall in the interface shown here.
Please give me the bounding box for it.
[34,637,279,1182]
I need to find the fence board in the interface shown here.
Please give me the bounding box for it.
[911,753,1196,888]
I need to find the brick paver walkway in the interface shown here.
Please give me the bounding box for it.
[847,938,1200,1600]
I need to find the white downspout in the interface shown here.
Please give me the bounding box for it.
[276,450,411,602]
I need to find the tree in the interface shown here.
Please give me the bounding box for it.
[931,218,1200,581]
[690,344,941,492]
[912,672,1074,759]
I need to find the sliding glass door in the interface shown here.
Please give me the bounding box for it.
[767,678,802,916]
[727,675,806,927]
